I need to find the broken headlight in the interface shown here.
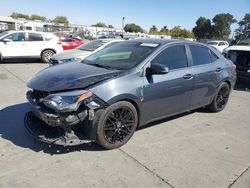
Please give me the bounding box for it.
[42,90,92,113]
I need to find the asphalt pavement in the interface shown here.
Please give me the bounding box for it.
[0,60,250,188]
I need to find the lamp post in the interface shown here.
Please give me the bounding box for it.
[122,17,125,36]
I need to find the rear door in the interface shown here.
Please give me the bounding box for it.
[1,32,28,57]
[27,32,45,57]
[142,44,194,121]
[188,45,221,108]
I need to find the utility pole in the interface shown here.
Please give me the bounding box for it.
[122,17,125,37]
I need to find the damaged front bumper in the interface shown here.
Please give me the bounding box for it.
[25,90,106,146]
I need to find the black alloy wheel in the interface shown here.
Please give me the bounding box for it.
[208,82,230,112]
[103,107,135,144]
[96,101,138,149]
[215,85,230,110]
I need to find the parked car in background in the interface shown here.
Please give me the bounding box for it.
[207,40,229,53]
[25,39,236,149]
[60,36,83,51]
[0,30,63,63]
[197,39,210,44]
[223,30,250,83]
[49,38,123,66]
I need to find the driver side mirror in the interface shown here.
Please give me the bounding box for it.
[146,63,169,76]
[2,38,12,42]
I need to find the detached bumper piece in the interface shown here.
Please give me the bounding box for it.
[25,111,94,146]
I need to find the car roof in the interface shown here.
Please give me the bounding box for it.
[3,30,54,35]
[96,38,123,42]
[124,38,204,47]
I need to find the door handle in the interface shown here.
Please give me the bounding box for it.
[215,67,222,72]
[183,74,194,80]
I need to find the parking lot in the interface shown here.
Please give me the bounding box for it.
[0,61,250,188]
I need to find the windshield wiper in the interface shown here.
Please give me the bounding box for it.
[88,63,114,69]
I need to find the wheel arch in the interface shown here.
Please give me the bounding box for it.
[83,94,141,141]
[107,94,141,128]
[224,80,231,89]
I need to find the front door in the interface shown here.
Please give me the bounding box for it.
[141,45,194,122]
[1,32,28,57]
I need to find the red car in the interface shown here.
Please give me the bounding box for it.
[60,37,83,51]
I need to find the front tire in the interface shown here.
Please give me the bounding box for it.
[41,50,55,63]
[96,101,138,149]
[207,82,230,112]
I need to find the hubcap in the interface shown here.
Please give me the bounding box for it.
[44,51,54,62]
[103,107,135,144]
[216,86,229,110]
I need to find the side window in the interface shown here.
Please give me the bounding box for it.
[209,50,219,62]
[151,45,188,70]
[189,45,211,66]
[28,33,43,41]
[219,42,224,46]
[5,33,25,41]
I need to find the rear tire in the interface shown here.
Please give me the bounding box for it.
[207,82,230,112]
[96,101,138,149]
[41,50,55,63]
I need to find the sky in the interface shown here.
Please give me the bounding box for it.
[0,0,249,32]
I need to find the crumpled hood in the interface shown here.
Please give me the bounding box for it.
[51,49,92,60]
[27,62,123,92]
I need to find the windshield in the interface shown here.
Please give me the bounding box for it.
[0,31,10,38]
[237,32,250,45]
[207,41,218,45]
[77,40,108,51]
[84,41,160,70]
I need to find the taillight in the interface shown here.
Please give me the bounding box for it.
[232,64,236,73]
[57,37,62,45]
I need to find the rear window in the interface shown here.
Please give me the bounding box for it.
[189,45,211,66]
[62,38,75,42]
[28,33,43,41]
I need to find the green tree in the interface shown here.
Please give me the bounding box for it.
[192,17,213,39]
[149,25,158,34]
[53,16,69,25]
[170,26,194,38]
[30,14,47,21]
[92,22,107,27]
[212,13,236,39]
[108,25,114,28]
[160,26,169,35]
[124,23,144,33]
[170,26,182,38]
[10,12,29,20]
[238,13,250,31]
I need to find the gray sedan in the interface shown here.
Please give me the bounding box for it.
[25,39,236,149]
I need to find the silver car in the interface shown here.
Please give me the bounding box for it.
[49,39,123,66]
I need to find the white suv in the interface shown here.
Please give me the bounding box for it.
[0,30,63,63]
